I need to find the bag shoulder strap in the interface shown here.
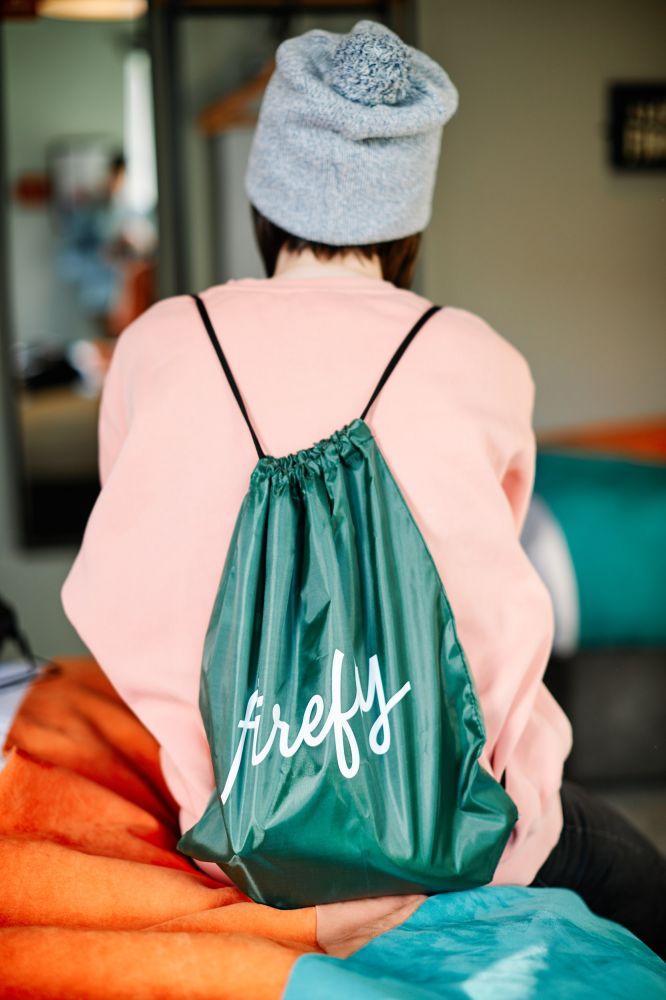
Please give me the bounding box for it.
[191,293,265,459]
[360,304,442,421]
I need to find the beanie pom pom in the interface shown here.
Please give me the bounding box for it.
[324,26,412,107]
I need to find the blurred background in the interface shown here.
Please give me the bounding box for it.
[0,0,664,847]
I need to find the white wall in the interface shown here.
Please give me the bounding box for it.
[418,0,666,430]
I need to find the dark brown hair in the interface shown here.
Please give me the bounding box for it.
[250,204,422,290]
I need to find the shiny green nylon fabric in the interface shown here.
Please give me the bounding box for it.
[178,417,518,908]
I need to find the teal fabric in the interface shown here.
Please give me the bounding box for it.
[178,418,516,908]
[284,887,666,999]
[534,451,666,646]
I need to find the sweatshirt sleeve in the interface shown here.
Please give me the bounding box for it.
[484,353,573,882]
[499,364,537,539]
[461,348,558,782]
[409,315,572,884]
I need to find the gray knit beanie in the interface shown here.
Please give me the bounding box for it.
[244,20,459,246]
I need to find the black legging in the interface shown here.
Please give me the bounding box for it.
[530,780,666,959]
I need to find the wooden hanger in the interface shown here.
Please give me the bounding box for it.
[198,59,275,136]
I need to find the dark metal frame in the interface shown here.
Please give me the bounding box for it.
[0,22,34,550]
[0,16,153,549]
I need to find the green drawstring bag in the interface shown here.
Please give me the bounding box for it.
[178,294,518,909]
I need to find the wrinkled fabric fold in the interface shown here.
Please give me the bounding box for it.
[178,418,517,908]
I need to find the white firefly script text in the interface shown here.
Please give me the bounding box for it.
[220,649,411,804]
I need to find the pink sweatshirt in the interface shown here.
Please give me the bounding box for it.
[61,271,572,888]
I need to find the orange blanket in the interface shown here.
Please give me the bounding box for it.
[0,657,319,999]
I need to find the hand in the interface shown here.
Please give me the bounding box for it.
[315,893,426,958]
